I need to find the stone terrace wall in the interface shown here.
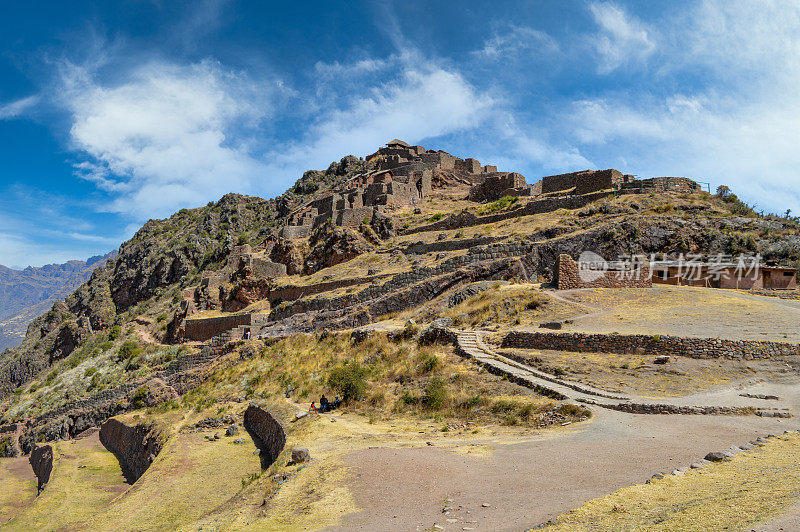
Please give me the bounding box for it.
[268,274,393,304]
[243,403,286,466]
[183,314,252,342]
[268,242,536,322]
[402,191,613,236]
[99,419,164,483]
[502,331,800,360]
[29,444,53,492]
[556,254,653,289]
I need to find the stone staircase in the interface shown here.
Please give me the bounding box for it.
[452,329,790,416]
[454,330,629,403]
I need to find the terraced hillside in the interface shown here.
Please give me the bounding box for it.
[2,141,800,530]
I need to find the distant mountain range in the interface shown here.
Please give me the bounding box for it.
[0,252,116,350]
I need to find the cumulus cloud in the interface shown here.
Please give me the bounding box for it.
[61,60,277,219]
[589,2,655,73]
[286,64,496,169]
[565,0,800,214]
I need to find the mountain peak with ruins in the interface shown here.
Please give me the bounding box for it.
[3,137,800,531]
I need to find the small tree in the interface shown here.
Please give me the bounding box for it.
[716,185,731,198]
[328,362,368,402]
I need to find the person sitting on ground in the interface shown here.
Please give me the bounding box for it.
[333,395,341,409]
[310,401,317,413]
[320,395,331,413]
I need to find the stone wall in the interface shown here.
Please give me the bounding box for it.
[501,331,800,360]
[243,403,286,467]
[541,170,588,193]
[29,444,53,492]
[619,177,701,194]
[182,314,252,342]
[403,191,614,236]
[99,418,165,483]
[574,169,624,195]
[268,243,535,322]
[280,224,312,239]
[556,254,653,289]
[468,172,528,202]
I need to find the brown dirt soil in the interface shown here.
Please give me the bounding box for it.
[332,408,797,531]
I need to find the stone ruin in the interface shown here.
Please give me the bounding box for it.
[535,169,703,197]
[278,139,704,244]
[280,139,512,239]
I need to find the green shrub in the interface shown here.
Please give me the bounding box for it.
[84,367,98,378]
[479,195,519,214]
[427,213,444,222]
[328,362,368,402]
[109,325,122,340]
[417,353,440,374]
[422,377,447,410]
[99,341,114,352]
[131,386,148,409]
[118,340,141,361]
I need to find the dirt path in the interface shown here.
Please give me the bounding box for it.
[330,327,800,531]
[333,409,795,531]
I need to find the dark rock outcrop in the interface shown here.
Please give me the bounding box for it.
[99,419,164,483]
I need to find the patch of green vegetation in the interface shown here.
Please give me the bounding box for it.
[328,362,368,402]
[479,195,519,214]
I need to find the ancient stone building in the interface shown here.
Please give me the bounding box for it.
[468,172,530,202]
[281,140,507,238]
[556,254,653,290]
[541,169,631,195]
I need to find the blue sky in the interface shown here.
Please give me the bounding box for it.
[2,0,799,268]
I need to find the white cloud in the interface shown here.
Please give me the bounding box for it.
[61,60,278,219]
[0,96,39,119]
[266,57,499,179]
[473,25,559,60]
[589,2,655,73]
[565,1,800,214]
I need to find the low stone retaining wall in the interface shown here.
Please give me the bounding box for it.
[402,191,613,236]
[269,243,535,322]
[243,403,286,467]
[29,444,53,493]
[402,236,502,255]
[502,331,800,360]
[99,419,165,483]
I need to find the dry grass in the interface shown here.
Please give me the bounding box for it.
[0,459,37,526]
[183,332,584,429]
[563,286,800,342]
[501,348,757,398]
[442,284,582,329]
[544,432,800,531]
[4,435,126,530]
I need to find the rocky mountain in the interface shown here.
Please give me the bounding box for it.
[1,139,798,427]
[0,253,115,350]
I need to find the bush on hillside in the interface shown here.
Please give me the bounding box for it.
[328,362,368,402]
